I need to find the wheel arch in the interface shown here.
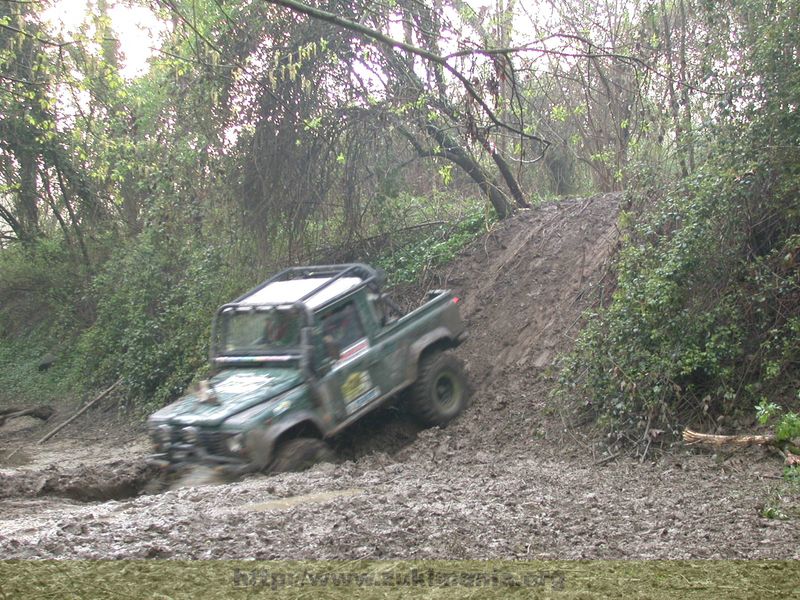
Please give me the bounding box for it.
[407,327,459,381]
[245,412,326,470]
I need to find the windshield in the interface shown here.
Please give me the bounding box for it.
[215,306,302,356]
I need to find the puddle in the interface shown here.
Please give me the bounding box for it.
[0,460,160,502]
[240,488,365,512]
[167,466,231,491]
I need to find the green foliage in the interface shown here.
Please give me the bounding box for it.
[756,399,781,425]
[0,336,80,407]
[775,413,800,445]
[0,238,91,404]
[0,238,86,332]
[75,231,246,411]
[753,400,800,492]
[558,0,800,437]
[783,466,800,484]
[561,147,800,432]
[376,201,494,285]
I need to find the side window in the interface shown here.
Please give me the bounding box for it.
[320,302,365,353]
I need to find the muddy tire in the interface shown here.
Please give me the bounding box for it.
[409,351,469,427]
[270,438,334,473]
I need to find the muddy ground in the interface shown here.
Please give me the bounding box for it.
[1,195,798,560]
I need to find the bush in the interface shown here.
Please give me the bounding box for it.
[76,230,246,411]
[558,0,800,439]
[559,138,800,438]
[0,237,90,337]
[0,238,90,404]
[376,199,494,285]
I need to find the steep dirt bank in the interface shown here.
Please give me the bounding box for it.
[1,194,797,559]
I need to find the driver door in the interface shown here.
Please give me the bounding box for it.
[318,301,383,424]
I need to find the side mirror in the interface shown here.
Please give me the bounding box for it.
[299,327,317,377]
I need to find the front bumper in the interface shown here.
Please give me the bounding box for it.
[147,443,254,476]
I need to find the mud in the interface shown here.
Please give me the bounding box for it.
[1,195,797,559]
[0,460,156,502]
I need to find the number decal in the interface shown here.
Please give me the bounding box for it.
[341,371,381,414]
[342,371,371,403]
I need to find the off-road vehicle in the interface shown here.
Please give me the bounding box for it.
[147,264,468,473]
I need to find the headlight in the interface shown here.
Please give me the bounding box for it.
[157,424,172,444]
[149,423,173,451]
[227,433,245,454]
[182,426,199,444]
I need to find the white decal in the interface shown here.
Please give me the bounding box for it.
[215,373,274,394]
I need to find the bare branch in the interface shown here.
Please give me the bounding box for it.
[261,0,549,149]
[0,73,45,85]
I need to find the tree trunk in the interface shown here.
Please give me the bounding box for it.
[677,0,695,174]
[425,123,512,218]
[661,0,688,178]
[16,145,40,240]
[477,133,530,208]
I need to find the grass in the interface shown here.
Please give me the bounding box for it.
[761,466,800,520]
[1,560,798,599]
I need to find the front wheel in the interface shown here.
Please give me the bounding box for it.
[269,437,334,473]
[409,352,469,427]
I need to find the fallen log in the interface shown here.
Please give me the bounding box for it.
[683,428,800,467]
[0,405,55,427]
[37,378,122,444]
[682,429,777,447]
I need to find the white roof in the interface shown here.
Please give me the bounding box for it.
[239,277,363,309]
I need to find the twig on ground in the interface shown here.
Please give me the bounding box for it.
[37,378,122,444]
[594,452,619,466]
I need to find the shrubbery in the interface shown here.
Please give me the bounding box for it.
[74,231,252,411]
[0,191,491,411]
[376,199,494,285]
[560,164,799,436]
[558,0,800,439]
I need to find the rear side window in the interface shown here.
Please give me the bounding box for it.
[320,302,365,350]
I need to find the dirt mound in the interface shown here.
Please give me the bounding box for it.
[390,194,620,461]
[455,194,620,375]
[332,194,621,463]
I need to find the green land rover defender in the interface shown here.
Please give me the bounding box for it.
[147,264,469,473]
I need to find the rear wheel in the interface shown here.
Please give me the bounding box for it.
[409,351,469,427]
[270,437,334,473]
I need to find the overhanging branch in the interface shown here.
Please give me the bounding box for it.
[262,0,549,152]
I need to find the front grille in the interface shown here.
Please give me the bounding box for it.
[198,431,234,456]
[167,427,235,457]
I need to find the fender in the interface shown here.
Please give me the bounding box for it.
[405,326,455,382]
[244,410,326,470]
